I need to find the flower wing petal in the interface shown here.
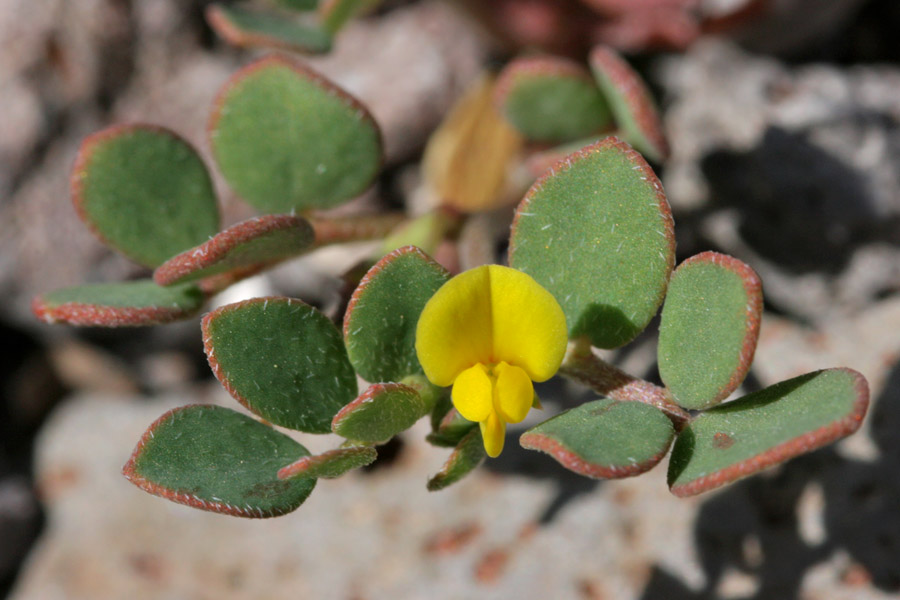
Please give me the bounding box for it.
[451,363,493,423]
[487,265,568,382]
[494,362,533,424]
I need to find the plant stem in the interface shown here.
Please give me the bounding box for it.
[309,213,407,247]
[559,342,690,429]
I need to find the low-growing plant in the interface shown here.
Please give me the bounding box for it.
[34,49,869,518]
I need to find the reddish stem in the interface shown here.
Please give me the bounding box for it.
[559,343,690,429]
[309,213,407,247]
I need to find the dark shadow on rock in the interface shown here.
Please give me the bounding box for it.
[0,322,65,597]
[640,566,710,600]
[768,0,900,66]
[701,126,882,274]
[640,359,900,599]
[823,359,900,590]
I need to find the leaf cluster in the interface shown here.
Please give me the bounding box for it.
[35,46,869,518]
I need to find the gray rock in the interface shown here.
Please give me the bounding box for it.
[10,381,896,599]
[660,39,900,322]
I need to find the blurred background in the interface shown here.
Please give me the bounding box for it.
[1,0,900,598]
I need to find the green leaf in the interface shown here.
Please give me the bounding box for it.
[266,0,319,12]
[203,297,357,433]
[525,136,601,179]
[494,56,612,143]
[72,124,219,268]
[668,368,869,497]
[209,55,382,213]
[427,427,486,491]
[206,4,332,54]
[154,214,315,287]
[277,446,376,479]
[332,383,426,444]
[33,280,204,327]
[344,246,450,382]
[400,373,440,414]
[658,252,763,410]
[430,392,453,432]
[319,0,380,33]
[509,137,675,349]
[589,46,669,163]
[521,399,674,479]
[426,408,476,448]
[123,405,316,518]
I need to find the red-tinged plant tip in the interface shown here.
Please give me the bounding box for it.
[32,280,205,327]
[588,45,669,162]
[277,446,377,480]
[205,4,332,54]
[580,0,700,16]
[591,7,701,52]
[668,368,870,497]
[153,214,315,287]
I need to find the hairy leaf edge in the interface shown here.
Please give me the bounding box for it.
[669,368,870,497]
[154,214,314,286]
[71,123,219,267]
[122,404,312,518]
[508,135,676,348]
[207,54,384,200]
[664,251,763,409]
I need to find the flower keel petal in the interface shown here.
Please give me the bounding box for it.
[480,411,505,458]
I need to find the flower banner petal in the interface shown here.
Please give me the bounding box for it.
[416,266,494,386]
[487,266,568,382]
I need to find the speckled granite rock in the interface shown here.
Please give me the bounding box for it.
[660,39,900,322]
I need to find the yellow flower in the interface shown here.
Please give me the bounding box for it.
[415,265,568,457]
